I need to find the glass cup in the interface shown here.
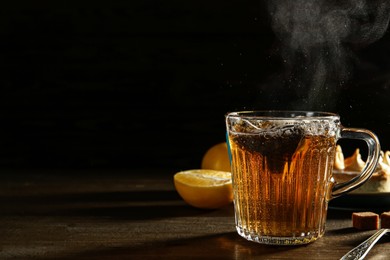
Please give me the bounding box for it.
[225,111,380,245]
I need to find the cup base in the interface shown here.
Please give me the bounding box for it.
[236,226,321,245]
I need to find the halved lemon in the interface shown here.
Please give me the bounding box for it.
[174,169,233,209]
[201,142,231,172]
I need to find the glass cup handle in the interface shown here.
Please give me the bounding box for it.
[331,127,381,199]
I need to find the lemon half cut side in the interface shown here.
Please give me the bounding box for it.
[173,169,233,209]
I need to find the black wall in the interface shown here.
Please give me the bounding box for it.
[0,1,389,172]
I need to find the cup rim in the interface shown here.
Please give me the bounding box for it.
[226,110,340,120]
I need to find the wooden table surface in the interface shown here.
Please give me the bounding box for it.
[0,169,389,259]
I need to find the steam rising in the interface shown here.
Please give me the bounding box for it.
[266,0,390,110]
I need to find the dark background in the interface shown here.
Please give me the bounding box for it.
[0,1,389,173]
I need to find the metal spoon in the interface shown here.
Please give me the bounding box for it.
[340,228,389,260]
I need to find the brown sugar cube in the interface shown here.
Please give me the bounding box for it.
[380,211,390,228]
[352,212,379,230]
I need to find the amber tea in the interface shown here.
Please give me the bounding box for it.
[229,130,335,244]
[226,111,380,245]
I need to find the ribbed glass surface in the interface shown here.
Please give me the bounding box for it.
[228,130,336,245]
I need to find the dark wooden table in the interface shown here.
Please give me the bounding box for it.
[0,169,389,259]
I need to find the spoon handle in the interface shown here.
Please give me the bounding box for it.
[340,228,389,260]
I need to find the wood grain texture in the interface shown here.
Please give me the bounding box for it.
[0,170,389,259]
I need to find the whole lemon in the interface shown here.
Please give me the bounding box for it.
[201,142,231,172]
